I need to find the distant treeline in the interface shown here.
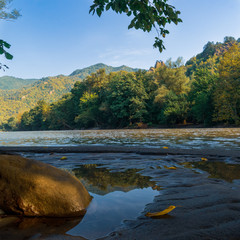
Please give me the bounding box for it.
[1,37,240,130]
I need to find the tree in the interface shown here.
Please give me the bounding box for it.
[2,116,17,130]
[74,92,100,128]
[19,100,50,130]
[213,43,240,124]
[73,69,110,128]
[162,91,189,125]
[154,58,190,104]
[106,71,148,127]
[224,36,236,44]
[189,68,217,125]
[90,0,182,52]
[47,93,76,130]
[0,0,20,70]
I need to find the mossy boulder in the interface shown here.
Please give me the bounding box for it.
[0,155,92,217]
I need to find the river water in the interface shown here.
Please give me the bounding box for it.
[0,128,240,150]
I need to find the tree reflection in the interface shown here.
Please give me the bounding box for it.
[73,164,159,195]
[192,161,240,182]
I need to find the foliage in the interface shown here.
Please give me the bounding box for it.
[20,100,50,130]
[11,63,190,130]
[161,92,189,125]
[154,58,190,102]
[0,63,138,124]
[185,37,238,77]
[152,58,190,124]
[0,0,20,70]
[2,37,240,130]
[188,68,217,125]
[105,71,148,127]
[90,0,182,52]
[0,76,38,90]
[213,43,240,124]
[0,0,20,20]
[70,63,140,76]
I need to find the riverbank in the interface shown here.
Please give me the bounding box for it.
[0,145,240,158]
[1,145,240,239]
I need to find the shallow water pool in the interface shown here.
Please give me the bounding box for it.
[0,164,159,240]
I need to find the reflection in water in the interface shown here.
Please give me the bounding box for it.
[73,164,160,195]
[0,216,85,240]
[67,164,160,239]
[192,161,240,182]
[0,164,159,240]
[0,128,240,149]
[68,188,158,239]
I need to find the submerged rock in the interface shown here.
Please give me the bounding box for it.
[0,155,92,217]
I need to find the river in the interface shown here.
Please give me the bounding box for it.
[0,128,240,150]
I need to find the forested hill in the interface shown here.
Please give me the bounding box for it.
[69,63,140,77]
[186,36,240,76]
[0,63,140,123]
[0,76,38,90]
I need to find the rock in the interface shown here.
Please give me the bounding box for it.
[0,155,92,217]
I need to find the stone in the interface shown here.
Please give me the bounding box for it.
[0,154,92,217]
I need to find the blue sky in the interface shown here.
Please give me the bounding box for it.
[0,0,240,78]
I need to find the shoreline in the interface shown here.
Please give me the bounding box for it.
[1,146,240,239]
[0,145,240,158]
[1,125,240,132]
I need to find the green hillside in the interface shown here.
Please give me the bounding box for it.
[0,76,38,90]
[186,36,240,76]
[70,63,140,77]
[0,64,140,123]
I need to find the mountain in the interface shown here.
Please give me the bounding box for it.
[70,63,140,77]
[0,76,38,90]
[0,63,141,123]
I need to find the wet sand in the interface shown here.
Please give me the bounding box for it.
[0,145,240,158]
[1,146,240,240]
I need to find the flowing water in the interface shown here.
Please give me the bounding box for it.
[0,128,240,150]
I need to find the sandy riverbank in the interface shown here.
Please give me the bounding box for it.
[1,146,240,239]
[0,145,240,158]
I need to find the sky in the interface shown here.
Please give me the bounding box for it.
[0,0,240,79]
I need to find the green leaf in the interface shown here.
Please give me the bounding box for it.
[89,0,182,53]
[106,3,111,11]
[96,8,102,17]
[5,52,13,60]
[127,11,132,16]
[3,41,11,49]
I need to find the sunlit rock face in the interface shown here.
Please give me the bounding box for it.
[0,155,92,217]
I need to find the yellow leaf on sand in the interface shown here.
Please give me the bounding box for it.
[145,205,176,217]
[164,166,177,170]
[60,156,67,160]
[163,147,168,149]
[201,157,208,161]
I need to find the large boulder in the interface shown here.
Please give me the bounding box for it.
[0,154,92,217]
